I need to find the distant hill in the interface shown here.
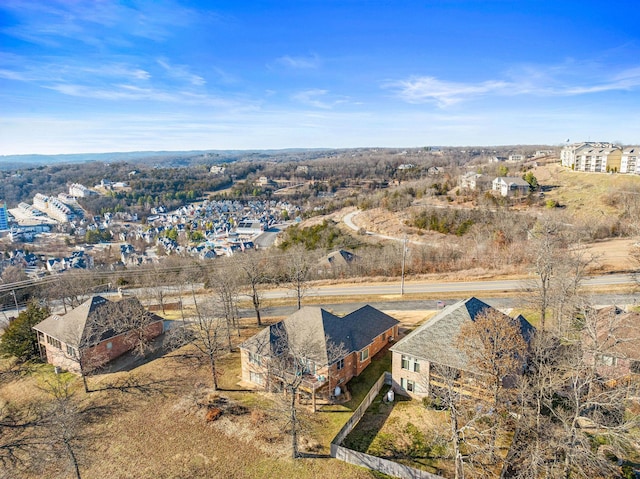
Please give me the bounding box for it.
[0,148,333,170]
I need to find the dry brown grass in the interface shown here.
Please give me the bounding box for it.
[1,314,384,479]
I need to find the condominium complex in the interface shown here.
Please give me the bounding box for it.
[561,142,639,174]
[33,193,73,223]
[69,183,96,198]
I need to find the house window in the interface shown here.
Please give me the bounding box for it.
[381,331,386,342]
[46,336,62,349]
[249,371,264,385]
[336,358,344,370]
[400,378,415,392]
[413,361,420,373]
[631,361,640,374]
[106,342,113,350]
[249,352,262,366]
[66,345,76,357]
[360,348,369,362]
[401,355,410,370]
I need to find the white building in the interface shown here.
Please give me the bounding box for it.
[33,193,73,223]
[621,147,640,174]
[492,177,531,197]
[560,141,616,169]
[69,183,95,198]
[574,146,622,173]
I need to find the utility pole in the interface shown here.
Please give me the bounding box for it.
[400,236,408,296]
[11,289,19,312]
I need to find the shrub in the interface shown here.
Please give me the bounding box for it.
[0,302,50,362]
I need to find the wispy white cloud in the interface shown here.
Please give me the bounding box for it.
[0,69,26,81]
[157,59,205,86]
[387,77,510,106]
[387,63,640,107]
[291,89,347,109]
[0,0,203,47]
[276,54,320,69]
[45,82,237,108]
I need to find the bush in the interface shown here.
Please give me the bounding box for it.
[0,302,50,362]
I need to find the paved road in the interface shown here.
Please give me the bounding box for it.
[248,292,640,319]
[262,273,638,299]
[254,223,288,248]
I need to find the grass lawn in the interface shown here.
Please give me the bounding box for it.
[311,349,393,451]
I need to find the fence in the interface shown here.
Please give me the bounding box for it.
[330,371,445,479]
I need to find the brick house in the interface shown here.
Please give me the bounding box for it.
[240,305,399,408]
[584,306,640,381]
[33,295,164,374]
[390,297,534,399]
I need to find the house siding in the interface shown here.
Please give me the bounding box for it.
[391,351,429,399]
[240,324,398,391]
[38,320,163,373]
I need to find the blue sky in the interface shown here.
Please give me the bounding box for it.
[1,0,639,155]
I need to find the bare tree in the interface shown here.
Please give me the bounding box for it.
[281,245,315,310]
[232,251,271,326]
[0,402,43,472]
[38,375,85,479]
[503,303,637,479]
[528,218,566,330]
[457,309,529,411]
[208,267,241,345]
[168,300,228,390]
[93,296,161,358]
[40,272,99,314]
[266,324,347,458]
[526,216,593,332]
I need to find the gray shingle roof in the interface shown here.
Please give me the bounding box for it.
[33,295,162,348]
[241,305,399,365]
[390,297,534,373]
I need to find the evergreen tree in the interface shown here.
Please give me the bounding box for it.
[0,302,49,362]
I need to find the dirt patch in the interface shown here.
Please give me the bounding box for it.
[581,238,639,273]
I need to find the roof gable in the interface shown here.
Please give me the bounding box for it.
[33,295,162,348]
[390,297,534,373]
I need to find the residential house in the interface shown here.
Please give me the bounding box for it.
[33,295,164,374]
[459,172,492,191]
[508,154,525,162]
[318,249,360,275]
[390,297,534,399]
[621,147,640,175]
[534,150,554,158]
[585,306,640,381]
[240,305,399,408]
[492,177,531,197]
[489,156,507,163]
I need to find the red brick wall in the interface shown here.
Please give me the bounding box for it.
[241,324,398,391]
[81,320,163,371]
